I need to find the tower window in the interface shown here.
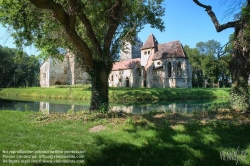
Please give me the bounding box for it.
[126,77,129,87]
[168,62,172,77]
[177,61,182,77]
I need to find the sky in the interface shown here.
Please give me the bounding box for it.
[0,0,240,55]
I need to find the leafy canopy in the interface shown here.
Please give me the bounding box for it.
[0,0,165,64]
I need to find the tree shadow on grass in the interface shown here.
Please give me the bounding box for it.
[110,88,230,103]
[84,111,250,166]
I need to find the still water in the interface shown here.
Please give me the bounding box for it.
[0,97,229,114]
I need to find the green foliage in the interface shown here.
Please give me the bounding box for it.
[196,40,221,86]
[196,40,221,56]
[0,0,165,60]
[0,45,40,87]
[184,39,231,88]
[0,0,166,111]
[229,77,250,111]
[242,4,250,40]
[184,45,203,87]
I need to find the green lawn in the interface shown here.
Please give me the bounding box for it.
[0,110,249,166]
[0,87,230,102]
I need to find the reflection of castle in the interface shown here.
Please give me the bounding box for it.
[40,34,192,88]
[39,102,194,114]
[39,102,89,114]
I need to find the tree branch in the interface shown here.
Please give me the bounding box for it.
[104,0,123,55]
[193,0,240,32]
[29,0,93,70]
[71,0,103,58]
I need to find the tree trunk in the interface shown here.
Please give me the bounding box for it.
[193,0,250,110]
[229,22,250,111]
[229,76,249,110]
[89,60,112,112]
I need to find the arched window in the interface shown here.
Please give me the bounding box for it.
[111,75,114,81]
[168,62,172,77]
[177,61,182,77]
[126,77,129,87]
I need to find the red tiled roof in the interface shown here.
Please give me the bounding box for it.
[141,34,158,50]
[112,58,140,70]
[152,40,187,60]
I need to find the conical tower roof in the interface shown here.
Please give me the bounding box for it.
[141,33,158,50]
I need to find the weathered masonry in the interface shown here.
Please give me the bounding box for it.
[40,34,192,88]
[40,52,89,87]
[108,34,192,88]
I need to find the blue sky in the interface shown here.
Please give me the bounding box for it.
[0,0,239,55]
[138,0,237,48]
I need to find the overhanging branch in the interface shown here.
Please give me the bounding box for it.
[29,0,93,70]
[73,0,103,58]
[104,0,123,54]
[193,0,240,32]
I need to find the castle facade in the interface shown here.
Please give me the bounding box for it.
[109,34,192,88]
[40,34,192,88]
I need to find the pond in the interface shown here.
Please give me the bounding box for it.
[0,97,229,114]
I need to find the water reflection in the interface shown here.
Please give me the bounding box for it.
[0,98,229,114]
[39,102,89,114]
[111,102,228,114]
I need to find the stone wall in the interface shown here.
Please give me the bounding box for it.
[109,64,142,87]
[40,52,90,87]
[120,38,143,61]
[146,58,192,88]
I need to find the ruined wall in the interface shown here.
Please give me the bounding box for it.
[40,57,68,87]
[120,38,143,61]
[66,52,90,85]
[40,60,50,87]
[40,53,90,87]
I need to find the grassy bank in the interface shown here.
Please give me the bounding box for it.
[0,110,250,165]
[0,87,230,102]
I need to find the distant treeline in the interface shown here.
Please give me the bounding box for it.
[184,39,232,88]
[0,45,40,88]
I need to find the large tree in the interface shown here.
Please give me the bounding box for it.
[184,40,223,88]
[196,40,221,87]
[0,0,165,111]
[0,45,40,87]
[184,45,203,87]
[193,0,250,111]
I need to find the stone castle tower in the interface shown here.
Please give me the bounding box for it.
[120,36,143,61]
